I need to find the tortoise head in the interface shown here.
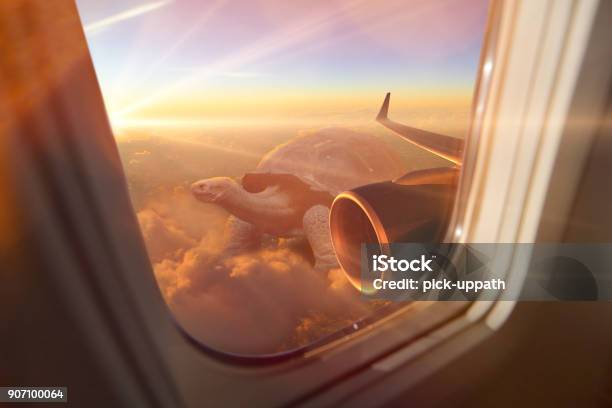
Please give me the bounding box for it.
[191,177,240,203]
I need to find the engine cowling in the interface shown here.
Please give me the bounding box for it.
[329,167,459,291]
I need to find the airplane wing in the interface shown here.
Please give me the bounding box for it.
[376,92,464,165]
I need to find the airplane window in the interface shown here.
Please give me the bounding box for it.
[76,0,489,357]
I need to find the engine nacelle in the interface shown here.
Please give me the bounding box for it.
[329,167,459,291]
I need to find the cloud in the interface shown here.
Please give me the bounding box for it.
[137,186,372,354]
[137,209,196,263]
[84,1,173,35]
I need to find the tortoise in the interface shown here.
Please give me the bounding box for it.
[191,127,405,270]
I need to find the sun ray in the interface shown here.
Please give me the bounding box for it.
[84,0,173,35]
[112,0,368,119]
[109,0,227,98]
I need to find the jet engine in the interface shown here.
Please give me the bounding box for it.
[329,167,459,290]
[329,93,464,291]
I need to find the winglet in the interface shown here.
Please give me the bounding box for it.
[376,92,390,121]
[375,92,463,165]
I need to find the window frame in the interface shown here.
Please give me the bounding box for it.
[3,0,606,406]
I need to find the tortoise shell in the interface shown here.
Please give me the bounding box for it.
[242,128,405,199]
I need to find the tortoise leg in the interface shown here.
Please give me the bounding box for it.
[223,215,261,254]
[303,205,338,271]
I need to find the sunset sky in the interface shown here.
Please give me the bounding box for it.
[74,0,489,354]
[76,0,488,132]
